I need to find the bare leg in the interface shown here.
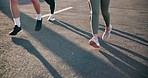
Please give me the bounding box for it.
[10,0,20,27]
[31,0,41,14]
[31,0,42,31]
[9,0,22,35]
[10,0,19,18]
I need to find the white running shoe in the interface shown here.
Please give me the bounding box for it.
[102,25,112,41]
[89,37,100,48]
[48,14,55,21]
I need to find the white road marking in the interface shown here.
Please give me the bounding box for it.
[42,7,73,18]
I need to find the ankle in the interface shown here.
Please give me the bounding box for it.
[105,25,112,32]
[106,27,110,31]
[93,34,98,38]
[36,14,42,20]
[13,17,21,27]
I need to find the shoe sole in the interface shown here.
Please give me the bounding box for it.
[9,29,22,35]
[48,19,56,22]
[89,41,100,48]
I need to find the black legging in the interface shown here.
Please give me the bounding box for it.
[45,0,55,14]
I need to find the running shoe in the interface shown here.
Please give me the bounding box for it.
[48,14,55,21]
[102,25,112,41]
[35,19,42,31]
[89,37,100,48]
[9,25,22,35]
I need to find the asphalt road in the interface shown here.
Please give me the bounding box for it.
[0,0,148,78]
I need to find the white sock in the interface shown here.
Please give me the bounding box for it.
[50,14,54,16]
[36,14,42,20]
[13,17,21,27]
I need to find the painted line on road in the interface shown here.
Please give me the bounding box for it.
[42,7,73,18]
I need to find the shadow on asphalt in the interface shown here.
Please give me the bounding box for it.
[100,50,148,78]
[1,1,148,78]
[50,20,148,78]
[99,25,148,47]
[109,43,148,62]
[0,6,127,78]
[11,37,62,78]
[20,13,128,78]
[99,25,148,61]
[99,40,148,78]
[51,20,148,62]
[50,20,92,39]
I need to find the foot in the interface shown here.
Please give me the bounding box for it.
[35,19,42,31]
[48,14,55,21]
[9,25,22,35]
[89,37,100,48]
[102,25,112,41]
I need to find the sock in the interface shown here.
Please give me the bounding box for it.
[13,17,21,27]
[36,14,42,20]
[49,14,54,17]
